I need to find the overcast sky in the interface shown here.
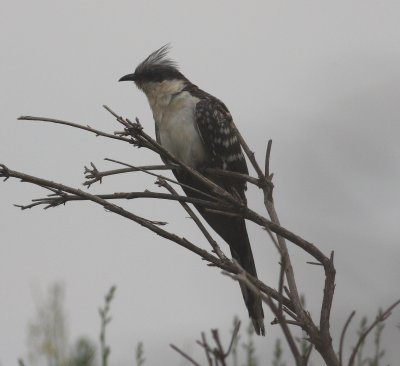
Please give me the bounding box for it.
[1,1,399,365]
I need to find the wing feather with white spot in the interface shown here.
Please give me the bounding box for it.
[195,97,248,193]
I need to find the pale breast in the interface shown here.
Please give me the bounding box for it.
[157,92,207,168]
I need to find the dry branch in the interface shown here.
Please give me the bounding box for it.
[1,107,397,366]
[0,165,293,312]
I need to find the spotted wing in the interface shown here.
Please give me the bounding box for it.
[195,97,248,195]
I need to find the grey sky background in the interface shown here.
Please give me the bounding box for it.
[1,0,399,364]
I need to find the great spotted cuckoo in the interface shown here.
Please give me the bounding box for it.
[119,45,264,335]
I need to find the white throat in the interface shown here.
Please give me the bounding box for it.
[139,79,206,168]
[141,79,186,124]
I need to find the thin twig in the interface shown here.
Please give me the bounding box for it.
[99,286,116,366]
[205,168,260,186]
[223,262,302,364]
[271,319,303,327]
[5,107,351,366]
[319,251,336,346]
[339,310,355,366]
[103,106,241,207]
[226,320,241,357]
[83,163,174,187]
[211,329,226,365]
[199,332,213,366]
[306,261,323,266]
[170,344,202,366]
[158,177,227,260]
[104,158,218,202]
[276,259,285,319]
[348,299,400,366]
[1,164,293,310]
[14,190,223,212]
[236,136,305,335]
[304,344,313,365]
[18,115,133,144]
[265,139,273,178]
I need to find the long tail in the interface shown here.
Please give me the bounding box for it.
[174,171,265,335]
[227,220,265,336]
[203,211,265,336]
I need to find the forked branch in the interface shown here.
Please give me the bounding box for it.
[0,107,396,366]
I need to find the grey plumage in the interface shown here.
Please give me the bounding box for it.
[119,45,265,335]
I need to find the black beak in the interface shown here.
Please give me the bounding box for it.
[118,73,136,82]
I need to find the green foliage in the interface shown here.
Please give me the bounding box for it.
[27,283,69,366]
[99,286,116,366]
[230,316,241,366]
[369,322,385,366]
[355,316,368,366]
[272,339,286,366]
[69,338,96,366]
[26,282,98,366]
[354,313,386,366]
[296,295,311,360]
[25,288,392,366]
[135,342,145,366]
[242,322,258,366]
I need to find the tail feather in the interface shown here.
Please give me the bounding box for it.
[174,171,265,335]
[204,212,265,336]
[230,241,265,336]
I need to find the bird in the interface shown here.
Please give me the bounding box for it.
[119,45,265,335]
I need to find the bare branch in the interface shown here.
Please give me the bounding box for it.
[83,161,259,188]
[170,344,202,366]
[225,320,241,358]
[278,257,287,318]
[1,164,292,311]
[193,324,242,366]
[198,332,213,366]
[242,207,331,267]
[157,177,228,261]
[230,131,338,365]
[265,139,273,178]
[83,162,174,188]
[339,310,356,366]
[304,344,314,365]
[1,164,224,265]
[103,105,241,207]
[14,190,224,212]
[271,319,303,327]
[104,158,219,202]
[348,299,400,366]
[306,261,324,266]
[211,329,227,365]
[205,167,260,186]
[223,263,302,365]
[319,251,336,350]
[18,115,133,144]
[7,106,392,366]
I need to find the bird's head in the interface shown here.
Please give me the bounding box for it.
[119,44,187,95]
